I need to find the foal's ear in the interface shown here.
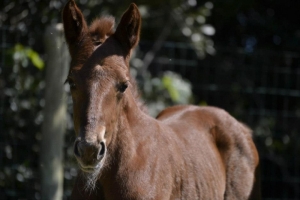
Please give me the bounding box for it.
[114,3,141,53]
[62,0,88,48]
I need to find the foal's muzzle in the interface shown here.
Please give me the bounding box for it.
[73,128,107,172]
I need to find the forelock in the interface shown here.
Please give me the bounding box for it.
[89,16,115,38]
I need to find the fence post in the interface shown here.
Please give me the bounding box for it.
[41,23,69,200]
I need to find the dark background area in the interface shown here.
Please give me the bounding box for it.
[0,0,299,199]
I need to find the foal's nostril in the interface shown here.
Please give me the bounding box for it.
[97,141,106,160]
[74,140,82,157]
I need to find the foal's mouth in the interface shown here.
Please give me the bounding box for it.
[76,153,107,174]
[80,164,100,173]
[73,138,107,173]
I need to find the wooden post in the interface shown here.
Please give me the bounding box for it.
[41,23,69,200]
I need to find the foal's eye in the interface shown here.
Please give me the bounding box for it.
[67,79,76,89]
[118,82,128,93]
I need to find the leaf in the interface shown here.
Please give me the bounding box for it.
[11,44,45,70]
[199,101,207,106]
[26,49,45,70]
[162,75,179,102]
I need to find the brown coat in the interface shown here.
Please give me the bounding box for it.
[62,1,260,199]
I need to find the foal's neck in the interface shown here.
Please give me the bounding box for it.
[100,90,158,193]
[109,89,157,162]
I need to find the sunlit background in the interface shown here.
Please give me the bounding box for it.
[0,0,299,199]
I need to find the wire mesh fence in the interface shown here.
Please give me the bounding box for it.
[1,26,300,199]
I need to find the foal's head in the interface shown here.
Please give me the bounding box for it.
[62,0,141,182]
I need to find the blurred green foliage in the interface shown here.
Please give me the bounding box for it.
[1,43,45,197]
[12,44,44,70]
[136,69,193,116]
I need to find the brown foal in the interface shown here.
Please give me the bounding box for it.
[62,1,260,199]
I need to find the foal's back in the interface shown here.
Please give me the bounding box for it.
[156,105,260,200]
